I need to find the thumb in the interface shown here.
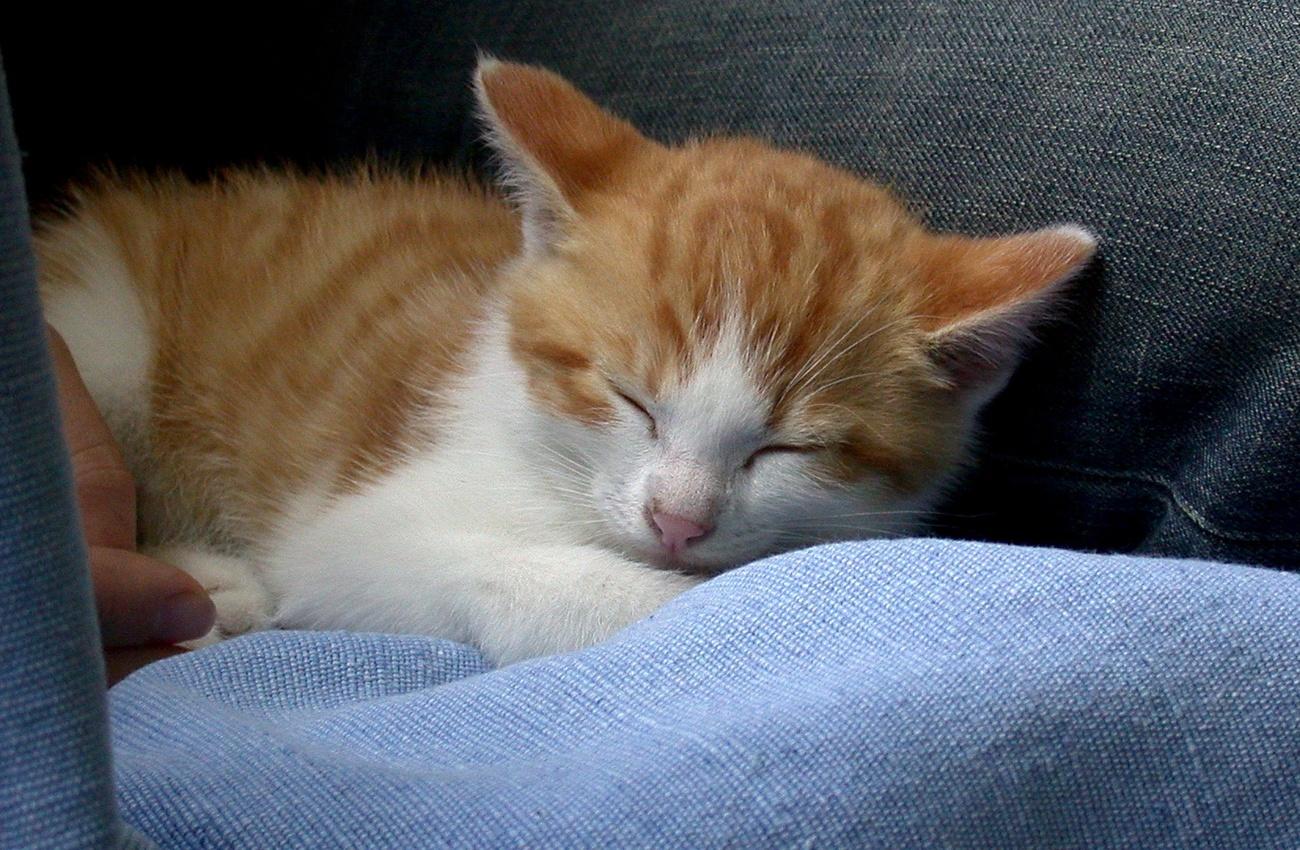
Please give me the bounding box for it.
[90,547,215,646]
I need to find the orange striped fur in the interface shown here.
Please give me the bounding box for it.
[39,169,519,541]
[34,60,1094,658]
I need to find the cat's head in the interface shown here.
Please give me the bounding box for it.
[475,58,1095,573]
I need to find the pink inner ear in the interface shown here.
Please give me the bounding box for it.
[912,226,1097,333]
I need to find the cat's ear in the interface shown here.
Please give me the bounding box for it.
[911,225,1097,403]
[474,57,656,255]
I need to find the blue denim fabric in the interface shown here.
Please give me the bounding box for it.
[0,62,149,850]
[109,540,1300,849]
[12,2,1292,566]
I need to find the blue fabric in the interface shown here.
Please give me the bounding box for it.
[111,540,1300,848]
[0,59,149,850]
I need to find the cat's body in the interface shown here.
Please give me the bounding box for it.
[38,61,1095,664]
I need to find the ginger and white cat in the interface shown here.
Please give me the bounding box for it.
[37,60,1095,664]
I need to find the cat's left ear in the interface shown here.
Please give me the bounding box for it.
[911,225,1098,404]
[474,57,658,255]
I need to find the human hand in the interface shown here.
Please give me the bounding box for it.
[47,325,215,683]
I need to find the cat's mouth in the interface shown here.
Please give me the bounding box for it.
[634,542,734,577]
[598,510,743,576]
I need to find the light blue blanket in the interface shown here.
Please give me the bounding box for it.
[105,540,1300,849]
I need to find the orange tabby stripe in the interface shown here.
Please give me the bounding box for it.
[38,169,519,537]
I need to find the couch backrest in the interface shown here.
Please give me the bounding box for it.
[4,1,1297,568]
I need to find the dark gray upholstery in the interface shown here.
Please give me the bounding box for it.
[4,2,1297,567]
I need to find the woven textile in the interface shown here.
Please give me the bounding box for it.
[110,540,1300,848]
[0,61,149,850]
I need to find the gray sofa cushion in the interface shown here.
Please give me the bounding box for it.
[4,1,1297,567]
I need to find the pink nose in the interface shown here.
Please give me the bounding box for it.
[651,511,712,554]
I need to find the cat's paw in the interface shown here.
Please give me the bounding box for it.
[478,548,704,666]
[148,545,274,648]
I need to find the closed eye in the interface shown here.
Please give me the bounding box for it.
[612,387,657,438]
[742,444,817,470]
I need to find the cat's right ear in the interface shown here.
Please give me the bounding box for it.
[474,57,656,255]
[910,225,1097,406]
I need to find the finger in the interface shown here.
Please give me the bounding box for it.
[90,546,215,647]
[46,325,137,549]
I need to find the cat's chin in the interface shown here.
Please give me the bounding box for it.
[626,543,739,577]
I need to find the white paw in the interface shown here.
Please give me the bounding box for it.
[478,548,703,666]
[148,545,274,648]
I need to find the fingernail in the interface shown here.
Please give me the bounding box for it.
[155,592,216,643]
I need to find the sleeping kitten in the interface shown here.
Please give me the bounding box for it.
[37,60,1095,664]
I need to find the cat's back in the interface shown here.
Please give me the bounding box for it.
[37,168,521,543]
[39,168,519,328]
